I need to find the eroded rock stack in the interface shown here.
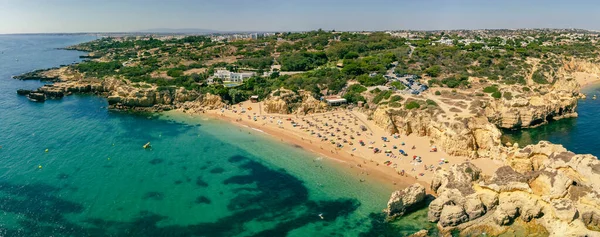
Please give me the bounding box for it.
[384,183,427,220]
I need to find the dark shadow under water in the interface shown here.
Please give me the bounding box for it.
[1,154,407,237]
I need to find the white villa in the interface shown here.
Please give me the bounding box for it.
[212,70,255,83]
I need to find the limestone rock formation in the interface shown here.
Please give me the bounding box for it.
[484,77,580,129]
[385,183,426,220]
[372,106,505,159]
[407,230,429,237]
[263,89,298,114]
[263,89,327,115]
[179,93,226,113]
[428,141,600,237]
[295,91,327,115]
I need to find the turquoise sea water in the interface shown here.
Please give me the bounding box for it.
[502,84,600,156]
[0,35,435,236]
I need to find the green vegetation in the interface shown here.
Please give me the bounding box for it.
[74,61,122,77]
[491,91,502,99]
[425,65,441,77]
[60,29,600,105]
[483,85,499,93]
[280,51,328,71]
[441,74,469,88]
[426,99,437,106]
[390,81,406,90]
[503,92,513,100]
[372,90,393,104]
[532,70,550,84]
[343,84,367,103]
[167,68,184,77]
[405,101,421,110]
[390,95,403,102]
[357,74,386,86]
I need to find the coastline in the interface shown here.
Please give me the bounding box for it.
[167,109,425,192]
[576,73,600,89]
[166,102,503,196]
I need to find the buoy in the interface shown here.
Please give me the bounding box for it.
[45,149,49,152]
[38,165,42,169]
[112,143,115,146]
[108,158,111,160]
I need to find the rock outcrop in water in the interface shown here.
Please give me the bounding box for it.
[484,77,580,129]
[384,183,426,220]
[14,68,205,111]
[427,141,600,236]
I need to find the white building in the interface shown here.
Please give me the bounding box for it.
[213,70,255,83]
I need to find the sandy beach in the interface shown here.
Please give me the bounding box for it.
[574,71,600,88]
[179,101,503,194]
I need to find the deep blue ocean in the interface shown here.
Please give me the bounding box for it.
[0,35,435,236]
[502,85,600,157]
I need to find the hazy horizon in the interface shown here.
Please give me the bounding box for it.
[1,0,599,34]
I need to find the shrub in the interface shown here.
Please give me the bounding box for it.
[428,79,442,86]
[426,99,437,106]
[405,101,421,110]
[167,68,184,77]
[372,90,393,104]
[347,84,367,94]
[532,70,549,84]
[491,91,502,99]
[390,95,403,102]
[503,92,513,100]
[483,86,499,93]
[435,90,441,95]
[343,84,368,103]
[389,102,402,108]
[522,87,531,92]
[390,81,406,90]
[425,65,441,77]
[441,74,469,88]
[358,74,386,86]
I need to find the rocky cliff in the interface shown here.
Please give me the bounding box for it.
[372,106,504,159]
[15,68,203,111]
[427,141,600,236]
[106,80,199,109]
[263,89,328,115]
[295,91,328,115]
[178,93,226,113]
[484,77,580,129]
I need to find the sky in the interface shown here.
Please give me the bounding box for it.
[0,0,599,34]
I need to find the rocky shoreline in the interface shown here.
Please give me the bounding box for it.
[13,65,600,236]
